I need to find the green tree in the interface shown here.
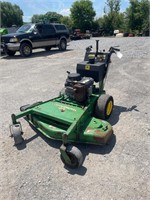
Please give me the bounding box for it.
[92,19,100,31]
[13,4,24,25]
[60,16,72,28]
[31,14,45,23]
[1,1,23,27]
[104,0,120,13]
[45,12,63,23]
[31,12,63,23]
[101,0,123,35]
[126,0,150,33]
[70,0,96,32]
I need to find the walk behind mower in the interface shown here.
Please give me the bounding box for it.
[10,40,122,168]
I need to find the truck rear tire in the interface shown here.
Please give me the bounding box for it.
[59,39,67,51]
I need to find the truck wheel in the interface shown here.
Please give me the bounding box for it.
[61,145,83,168]
[95,94,114,120]
[20,43,32,57]
[59,39,67,51]
[6,50,16,56]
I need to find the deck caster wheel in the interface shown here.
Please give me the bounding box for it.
[10,124,24,145]
[61,145,83,168]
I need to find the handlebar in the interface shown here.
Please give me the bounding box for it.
[84,41,122,62]
[109,46,120,52]
[108,46,122,59]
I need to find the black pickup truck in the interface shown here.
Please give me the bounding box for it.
[1,23,70,57]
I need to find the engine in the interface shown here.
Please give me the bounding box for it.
[64,73,94,103]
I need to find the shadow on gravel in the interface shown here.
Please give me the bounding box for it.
[65,165,87,176]
[15,139,27,150]
[79,133,116,155]
[14,132,40,150]
[108,105,139,126]
[1,49,73,60]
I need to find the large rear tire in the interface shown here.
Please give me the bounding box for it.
[95,94,114,120]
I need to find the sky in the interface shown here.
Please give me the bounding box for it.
[2,0,130,22]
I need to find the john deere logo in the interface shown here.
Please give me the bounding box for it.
[85,65,90,70]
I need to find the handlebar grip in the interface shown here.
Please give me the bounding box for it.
[113,47,120,51]
[109,46,120,52]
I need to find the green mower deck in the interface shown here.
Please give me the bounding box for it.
[11,95,112,146]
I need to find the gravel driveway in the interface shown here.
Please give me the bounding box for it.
[0,37,150,200]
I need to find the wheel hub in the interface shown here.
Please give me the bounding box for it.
[106,101,113,116]
[24,46,30,55]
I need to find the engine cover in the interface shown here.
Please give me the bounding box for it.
[65,75,94,103]
[74,83,87,102]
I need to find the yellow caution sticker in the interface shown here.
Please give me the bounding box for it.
[85,65,90,70]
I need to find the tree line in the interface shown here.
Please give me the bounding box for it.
[1,0,149,35]
[1,1,23,27]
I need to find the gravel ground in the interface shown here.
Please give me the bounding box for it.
[0,37,150,200]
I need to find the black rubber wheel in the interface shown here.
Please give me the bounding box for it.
[61,145,83,168]
[20,43,32,57]
[6,50,16,56]
[45,47,51,51]
[10,124,24,145]
[59,39,67,51]
[95,94,114,120]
